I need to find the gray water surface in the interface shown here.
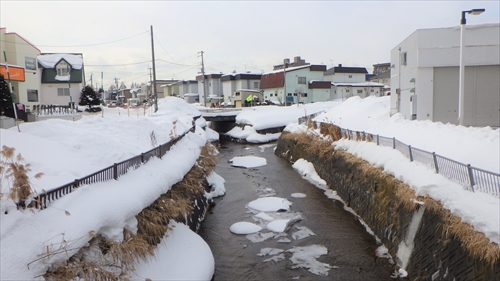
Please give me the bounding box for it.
[198,141,395,281]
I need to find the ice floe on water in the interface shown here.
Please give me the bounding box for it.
[246,232,281,243]
[263,254,286,263]
[257,247,284,256]
[291,226,316,240]
[287,245,337,276]
[255,212,274,221]
[229,222,262,234]
[247,197,292,212]
[291,192,307,198]
[258,143,276,152]
[256,187,276,197]
[229,155,267,168]
[266,219,291,232]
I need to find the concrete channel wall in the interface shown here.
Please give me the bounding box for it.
[275,129,500,281]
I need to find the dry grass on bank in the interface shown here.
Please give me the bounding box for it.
[282,128,500,267]
[43,143,218,280]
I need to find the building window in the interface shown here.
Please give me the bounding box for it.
[287,93,292,96]
[270,93,273,97]
[254,82,259,88]
[302,93,308,97]
[57,88,70,96]
[401,51,407,66]
[346,89,350,93]
[293,93,297,96]
[357,90,363,94]
[349,75,353,78]
[27,89,38,102]
[371,89,374,92]
[56,61,70,76]
[298,77,306,84]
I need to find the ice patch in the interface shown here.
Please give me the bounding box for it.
[263,253,286,263]
[291,193,307,198]
[256,187,276,197]
[287,245,337,276]
[229,222,262,234]
[257,247,284,256]
[229,155,267,168]
[292,226,316,240]
[267,219,290,232]
[247,197,292,212]
[255,212,274,221]
[277,238,292,243]
[246,232,276,243]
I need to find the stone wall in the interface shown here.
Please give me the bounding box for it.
[275,131,500,281]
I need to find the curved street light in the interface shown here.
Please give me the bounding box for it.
[458,8,485,126]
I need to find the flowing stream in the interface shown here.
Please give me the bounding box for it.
[198,141,395,280]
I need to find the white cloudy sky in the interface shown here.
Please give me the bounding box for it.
[1,1,499,89]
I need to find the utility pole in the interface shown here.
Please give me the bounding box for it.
[148,67,152,101]
[283,59,287,106]
[199,51,207,107]
[150,25,158,112]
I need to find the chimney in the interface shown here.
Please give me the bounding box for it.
[338,64,342,67]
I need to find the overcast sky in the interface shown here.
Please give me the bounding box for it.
[1,1,499,90]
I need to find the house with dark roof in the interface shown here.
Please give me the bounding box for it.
[38,53,85,106]
[220,72,262,105]
[196,74,223,106]
[260,64,327,104]
[324,64,368,83]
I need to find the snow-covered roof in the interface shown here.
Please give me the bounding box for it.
[37,54,83,70]
[332,82,385,87]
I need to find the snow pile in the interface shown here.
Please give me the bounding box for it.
[247,197,292,212]
[229,155,267,168]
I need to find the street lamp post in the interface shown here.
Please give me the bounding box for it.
[458,8,485,126]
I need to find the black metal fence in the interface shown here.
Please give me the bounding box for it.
[31,125,195,209]
[297,116,499,197]
[339,128,500,197]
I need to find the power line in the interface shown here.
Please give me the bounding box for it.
[35,31,149,47]
[156,58,199,67]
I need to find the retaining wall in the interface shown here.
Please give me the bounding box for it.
[275,131,500,281]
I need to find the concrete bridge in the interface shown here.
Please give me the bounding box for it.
[198,109,241,133]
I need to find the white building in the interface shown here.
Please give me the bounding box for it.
[324,64,368,83]
[163,80,198,98]
[260,65,327,104]
[391,23,500,126]
[220,72,261,105]
[0,28,41,112]
[38,53,85,106]
[196,74,223,106]
[332,82,386,101]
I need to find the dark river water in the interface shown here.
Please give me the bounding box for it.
[198,141,395,281]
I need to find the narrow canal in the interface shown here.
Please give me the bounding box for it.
[198,141,395,281]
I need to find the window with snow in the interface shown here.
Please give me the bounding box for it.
[56,61,71,77]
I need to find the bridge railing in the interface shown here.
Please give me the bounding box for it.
[30,124,195,210]
[298,116,499,197]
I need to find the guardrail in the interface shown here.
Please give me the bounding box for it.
[298,117,499,197]
[30,125,195,209]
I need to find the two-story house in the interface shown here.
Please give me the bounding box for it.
[38,53,84,106]
[196,74,223,106]
[260,64,327,104]
[220,72,262,105]
[0,28,41,112]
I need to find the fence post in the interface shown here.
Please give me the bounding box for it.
[159,145,162,159]
[113,163,118,180]
[392,137,396,149]
[74,179,79,189]
[467,164,475,192]
[376,134,379,145]
[408,145,413,161]
[432,152,439,173]
[141,153,144,163]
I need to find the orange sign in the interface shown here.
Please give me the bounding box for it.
[0,65,25,82]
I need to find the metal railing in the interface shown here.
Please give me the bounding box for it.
[339,127,499,197]
[31,125,195,209]
[298,116,499,197]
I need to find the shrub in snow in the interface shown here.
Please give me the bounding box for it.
[0,145,43,209]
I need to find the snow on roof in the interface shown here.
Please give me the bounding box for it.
[333,82,385,87]
[263,64,311,75]
[37,54,83,70]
